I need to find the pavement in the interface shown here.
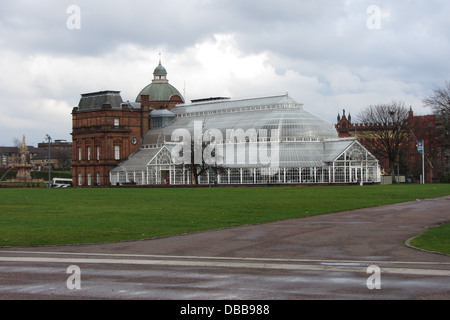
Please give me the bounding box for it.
[0,195,449,300]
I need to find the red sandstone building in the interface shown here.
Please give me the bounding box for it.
[335,109,448,183]
[71,62,184,186]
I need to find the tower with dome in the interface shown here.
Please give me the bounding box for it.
[71,60,185,186]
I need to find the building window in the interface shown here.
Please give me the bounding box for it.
[78,147,82,161]
[78,173,82,186]
[114,119,120,127]
[96,173,101,185]
[96,146,100,161]
[114,145,120,160]
[87,172,91,186]
[87,146,91,161]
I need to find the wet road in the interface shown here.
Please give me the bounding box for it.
[0,196,449,300]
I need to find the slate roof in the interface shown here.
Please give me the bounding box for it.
[77,91,123,111]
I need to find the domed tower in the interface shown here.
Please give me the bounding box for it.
[136,59,184,133]
[136,60,184,108]
[152,62,168,82]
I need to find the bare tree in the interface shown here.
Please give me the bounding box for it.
[356,101,410,178]
[423,81,450,115]
[186,140,227,185]
[12,137,21,148]
[188,140,208,185]
[423,81,450,176]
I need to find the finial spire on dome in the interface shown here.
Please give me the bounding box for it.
[153,54,168,83]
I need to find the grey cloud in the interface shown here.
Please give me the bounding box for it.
[3,0,449,71]
[1,0,450,146]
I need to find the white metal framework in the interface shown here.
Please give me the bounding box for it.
[110,95,381,185]
[110,139,380,185]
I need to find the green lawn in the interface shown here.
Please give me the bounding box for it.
[0,184,449,247]
[410,223,450,255]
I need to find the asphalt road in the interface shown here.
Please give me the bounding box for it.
[0,195,449,301]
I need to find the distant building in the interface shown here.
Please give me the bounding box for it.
[335,108,448,182]
[1,147,20,169]
[38,139,72,151]
[31,148,72,171]
[0,138,72,173]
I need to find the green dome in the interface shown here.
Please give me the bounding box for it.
[136,83,184,102]
[154,64,167,76]
[136,62,184,103]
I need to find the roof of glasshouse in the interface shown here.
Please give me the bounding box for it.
[142,94,338,146]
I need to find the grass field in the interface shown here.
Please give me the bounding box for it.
[410,223,450,254]
[0,184,449,247]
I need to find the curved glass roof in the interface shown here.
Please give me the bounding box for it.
[150,109,176,118]
[142,95,338,145]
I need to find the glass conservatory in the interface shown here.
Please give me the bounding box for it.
[110,95,381,185]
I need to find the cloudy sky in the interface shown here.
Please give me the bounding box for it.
[1,0,449,146]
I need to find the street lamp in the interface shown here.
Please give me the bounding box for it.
[46,134,52,188]
[416,140,425,184]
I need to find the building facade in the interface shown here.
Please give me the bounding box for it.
[335,108,448,182]
[71,62,184,186]
[71,91,143,186]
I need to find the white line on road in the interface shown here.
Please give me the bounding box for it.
[2,250,450,266]
[1,254,449,276]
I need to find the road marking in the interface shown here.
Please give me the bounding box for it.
[2,250,450,266]
[0,254,449,277]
